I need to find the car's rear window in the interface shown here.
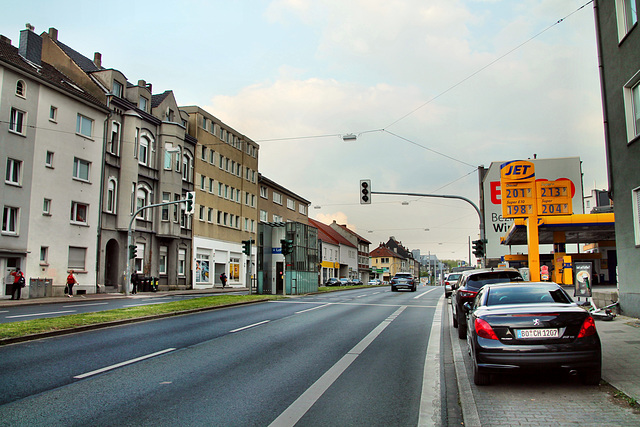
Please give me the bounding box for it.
[447,274,461,281]
[465,272,522,291]
[486,285,572,305]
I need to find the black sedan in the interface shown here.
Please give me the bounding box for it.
[465,282,601,386]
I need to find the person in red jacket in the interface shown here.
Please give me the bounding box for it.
[10,267,25,300]
[66,270,77,297]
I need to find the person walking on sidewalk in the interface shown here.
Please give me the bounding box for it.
[66,270,77,297]
[220,272,227,288]
[10,267,25,300]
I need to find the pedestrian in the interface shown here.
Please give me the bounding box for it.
[9,267,25,300]
[220,272,227,288]
[66,270,77,297]
[131,273,139,294]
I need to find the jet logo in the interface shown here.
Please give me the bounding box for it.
[500,160,535,181]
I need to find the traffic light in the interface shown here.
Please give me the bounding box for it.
[472,239,486,258]
[280,239,294,255]
[185,191,195,215]
[242,239,252,256]
[128,244,137,260]
[360,179,371,204]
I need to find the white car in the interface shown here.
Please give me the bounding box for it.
[444,273,462,298]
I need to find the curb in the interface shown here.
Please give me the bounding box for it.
[0,298,271,346]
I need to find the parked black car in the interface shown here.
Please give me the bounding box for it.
[451,268,523,339]
[351,278,363,286]
[465,282,602,386]
[325,278,340,286]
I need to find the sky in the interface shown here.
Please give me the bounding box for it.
[2,0,606,262]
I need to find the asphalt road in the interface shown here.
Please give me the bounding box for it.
[0,286,447,426]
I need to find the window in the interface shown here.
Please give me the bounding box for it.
[40,246,48,264]
[108,122,120,154]
[208,207,213,222]
[260,186,268,198]
[196,252,210,283]
[209,178,214,193]
[299,204,307,215]
[76,114,93,138]
[5,158,21,185]
[201,146,207,161]
[68,246,86,271]
[136,186,151,220]
[73,158,90,182]
[166,108,175,122]
[209,150,215,164]
[616,0,638,40]
[260,210,268,222]
[159,246,168,275]
[43,198,51,215]
[2,206,19,234]
[112,80,123,97]
[162,192,170,221]
[199,205,205,221]
[178,249,186,276]
[139,136,150,165]
[45,151,54,168]
[624,75,640,142]
[273,192,282,205]
[139,96,148,112]
[182,154,192,181]
[134,243,145,273]
[164,143,173,170]
[273,214,283,223]
[287,199,295,210]
[106,178,117,213]
[175,147,181,172]
[634,186,640,245]
[9,108,26,135]
[70,202,88,224]
[49,106,57,122]
[15,80,25,97]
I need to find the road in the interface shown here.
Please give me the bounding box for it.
[0,286,455,426]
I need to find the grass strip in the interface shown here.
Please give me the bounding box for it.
[0,295,284,340]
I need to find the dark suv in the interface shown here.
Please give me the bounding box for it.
[390,272,417,292]
[451,268,523,339]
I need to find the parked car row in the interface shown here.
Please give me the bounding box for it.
[447,267,602,387]
[324,277,364,286]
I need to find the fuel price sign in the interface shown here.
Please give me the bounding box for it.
[536,180,572,216]
[501,181,535,218]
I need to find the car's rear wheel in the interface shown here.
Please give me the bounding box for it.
[457,313,466,339]
[391,286,397,292]
[580,368,601,385]
[452,308,458,328]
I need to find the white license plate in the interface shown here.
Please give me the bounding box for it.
[516,329,559,339]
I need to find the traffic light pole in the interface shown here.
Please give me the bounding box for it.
[125,197,192,296]
[371,191,486,267]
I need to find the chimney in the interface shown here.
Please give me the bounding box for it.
[19,23,42,65]
[48,27,58,41]
[93,52,102,68]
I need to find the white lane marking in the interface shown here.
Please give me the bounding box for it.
[6,310,75,318]
[62,302,110,308]
[269,306,407,427]
[73,348,176,379]
[414,287,439,299]
[295,304,332,314]
[230,320,270,333]
[418,294,444,426]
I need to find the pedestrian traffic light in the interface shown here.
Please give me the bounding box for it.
[128,244,137,259]
[280,239,293,255]
[360,179,371,204]
[472,239,485,258]
[185,191,195,215]
[242,239,252,256]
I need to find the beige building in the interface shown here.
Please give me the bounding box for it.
[182,106,259,288]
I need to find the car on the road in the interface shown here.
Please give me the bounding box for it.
[390,272,417,292]
[464,281,602,386]
[325,278,341,286]
[451,268,523,339]
[444,273,462,298]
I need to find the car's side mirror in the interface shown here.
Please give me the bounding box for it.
[463,302,473,313]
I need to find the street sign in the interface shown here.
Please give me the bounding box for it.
[536,180,572,216]
[500,160,536,219]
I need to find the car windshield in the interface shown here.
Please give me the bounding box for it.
[465,272,522,291]
[486,285,572,306]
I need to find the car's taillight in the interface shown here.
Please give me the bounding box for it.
[475,318,498,340]
[459,290,477,299]
[577,315,597,338]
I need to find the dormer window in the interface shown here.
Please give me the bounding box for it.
[16,80,26,97]
[112,80,123,97]
[139,96,148,112]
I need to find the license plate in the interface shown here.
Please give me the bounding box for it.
[516,329,559,339]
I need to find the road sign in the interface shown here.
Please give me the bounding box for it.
[536,180,572,216]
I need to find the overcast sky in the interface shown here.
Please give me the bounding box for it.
[2,0,606,262]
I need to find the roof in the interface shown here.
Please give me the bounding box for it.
[152,90,172,108]
[333,223,371,244]
[0,38,106,110]
[53,38,102,72]
[259,174,311,205]
[370,244,403,259]
[308,219,356,247]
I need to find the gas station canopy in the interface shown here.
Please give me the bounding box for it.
[501,213,616,246]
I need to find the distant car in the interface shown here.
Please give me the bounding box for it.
[451,268,523,339]
[339,278,351,286]
[465,282,602,386]
[325,278,340,286]
[444,273,462,298]
[351,278,363,286]
[368,279,382,286]
[390,272,417,292]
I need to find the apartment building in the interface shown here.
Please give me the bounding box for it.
[181,106,259,288]
[1,26,109,297]
[39,27,195,291]
[328,221,371,283]
[594,0,640,315]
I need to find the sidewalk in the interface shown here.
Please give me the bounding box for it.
[0,286,250,308]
